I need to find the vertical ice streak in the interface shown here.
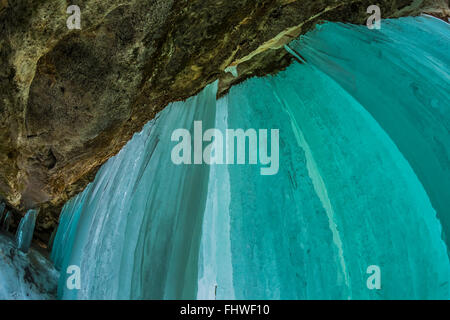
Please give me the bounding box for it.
[197,97,235,300]
[291,16,450,250]
[0,203,5,221]
[224,78,345,299]
[0,203,6,230]
[274,86,351,298]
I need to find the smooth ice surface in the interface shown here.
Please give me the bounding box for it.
[290,16,450,249]
[52,16,450,300]
[15,209,38,253]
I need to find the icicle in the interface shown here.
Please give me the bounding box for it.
[225,65,239,77]
[0,202,5,226]
[289,16,450,251]
[15,209,38,253]
[2,211,13,232]
[284,44,306,63]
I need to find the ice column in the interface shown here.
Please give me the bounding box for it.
[15,209,38,253]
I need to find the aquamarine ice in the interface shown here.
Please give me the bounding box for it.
[50,16,450,300]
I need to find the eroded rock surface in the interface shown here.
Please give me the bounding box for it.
[0,0,448,243]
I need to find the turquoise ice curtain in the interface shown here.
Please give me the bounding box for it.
[51,16,450,300]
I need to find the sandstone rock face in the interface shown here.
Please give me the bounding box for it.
[0,0,447,243]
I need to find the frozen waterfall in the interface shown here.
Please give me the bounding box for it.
[50,16,450,300]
